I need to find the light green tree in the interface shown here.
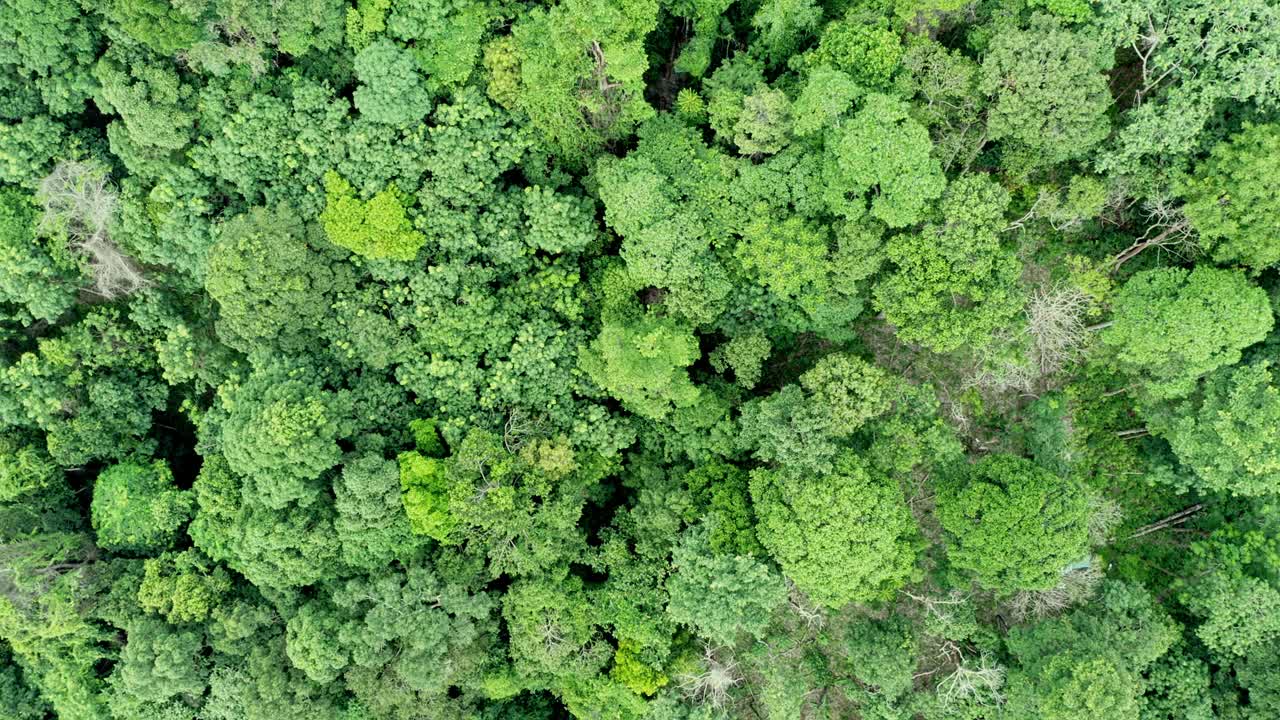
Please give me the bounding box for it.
[740,353,893,475]
[0,187,76,322]
[509,0,657,164]
[91,461,192,554]
[822,92,945,228]
[1181,122,1280,269]
[397,450,454,542]
[979,14,1112,167]
[874,173,1024,353]
[732,86,791,157]
[93,46,196,151]
[320,171,425,261]
[1141,362,1280,496]
[1188,575,1280,659]
[1095,0,1280,171]
[935,454,1090,594]
[806,16,902,89]
[1103,266,1272,400]
[137,549,232,624]
[1004,582,1178,720]
[579,315,702,422]
[750,452,920,607]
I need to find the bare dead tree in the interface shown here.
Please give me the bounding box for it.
[37,161,147,299]
[1003,190,1049,233]
[0,534,98,611]
[1025,282,1092,374]
[503,408,547,453]
[37,161,115,239]
[1006,564,1102,623]
[785,581,826,631]
[1087,493,1125,546]
[936,655,1005,707]
[678,645,742,709]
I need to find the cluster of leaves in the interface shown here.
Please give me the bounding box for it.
[2,0,1280,719]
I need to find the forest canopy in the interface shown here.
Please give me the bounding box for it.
[2,0,1280,718]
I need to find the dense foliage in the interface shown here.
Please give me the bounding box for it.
[2,0,1279,718]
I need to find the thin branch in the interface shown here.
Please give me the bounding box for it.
[1128,504,1204,540]
[1112,219,1192,269]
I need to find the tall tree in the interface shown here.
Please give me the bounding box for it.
[1181,122,1280,269]
[750,452,920,607]
[935,454,1090,594]
[1104,266,1272,400]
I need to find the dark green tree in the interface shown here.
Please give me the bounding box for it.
[353,40,433,127]
[665,526,787,645]
[205,205,347,355]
